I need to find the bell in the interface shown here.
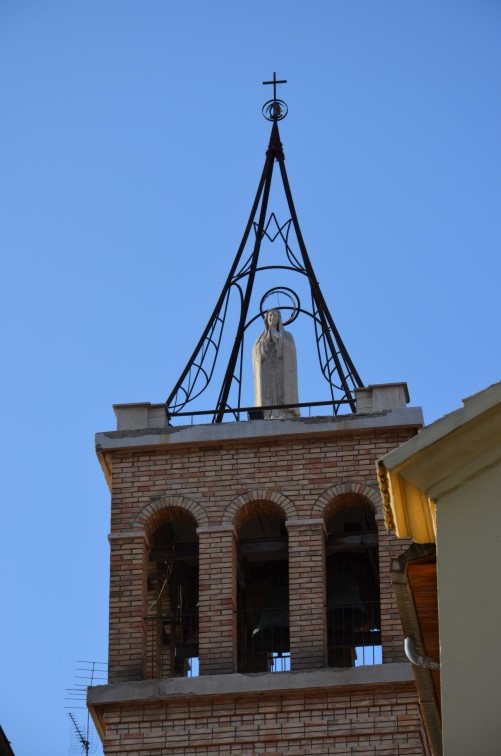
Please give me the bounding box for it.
[327,572,366,630]
[252,586,289,654]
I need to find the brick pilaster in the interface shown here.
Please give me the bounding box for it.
[197,525,237,675]
[287,518,327,670]
[378,521,409,663]
[108,532,148,682]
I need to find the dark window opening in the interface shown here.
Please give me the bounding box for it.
[325,497,380,667]
[237,511,289,672]
[146,514,199,678]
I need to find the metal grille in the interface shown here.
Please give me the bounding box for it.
[145,613,199,679]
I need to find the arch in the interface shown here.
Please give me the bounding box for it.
[142,496,202,680]
[223,488,298,530]
[233,489,292,672]
[135,494,208,537]
[320,482,382,669]
[311,482,382,520]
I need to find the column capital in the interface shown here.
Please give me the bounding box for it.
[286,518,326,534]
[108,530,150,546]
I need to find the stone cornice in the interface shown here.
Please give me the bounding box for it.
[96,407,424,455]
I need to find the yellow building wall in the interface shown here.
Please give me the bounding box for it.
[437,462,501,756]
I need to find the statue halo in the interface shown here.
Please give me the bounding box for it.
[259,287,300,327]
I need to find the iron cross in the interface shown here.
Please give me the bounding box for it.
[263,72,287,101]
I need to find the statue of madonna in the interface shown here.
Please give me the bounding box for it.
[252,309,300,419]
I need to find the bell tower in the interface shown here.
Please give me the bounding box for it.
[89,77,430,754]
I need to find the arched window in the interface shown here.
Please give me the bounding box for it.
[325,494,380,668]
[145,510,199,678]
[236,503,289,672]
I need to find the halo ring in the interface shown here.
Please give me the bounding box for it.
[262,99,288,122]
[259,287,300,326]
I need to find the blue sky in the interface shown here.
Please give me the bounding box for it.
[1,2,500,754]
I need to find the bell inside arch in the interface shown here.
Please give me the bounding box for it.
[252,585,289,655]
[327,572,366,630]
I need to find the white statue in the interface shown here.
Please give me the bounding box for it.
[252,309,300,418]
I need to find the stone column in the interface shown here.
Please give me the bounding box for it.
[197,525,237,675]
[108,532,148,682]
[287,518,327,670]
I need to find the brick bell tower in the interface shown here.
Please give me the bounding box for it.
[89,76,429,754]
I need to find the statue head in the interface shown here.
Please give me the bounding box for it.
[265,308,282,330]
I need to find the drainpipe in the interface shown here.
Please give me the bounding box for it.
[404,637,440,671]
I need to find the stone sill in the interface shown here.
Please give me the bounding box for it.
[88,663,413,708]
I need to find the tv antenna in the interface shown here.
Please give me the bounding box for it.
[65,660,107,755]
[68,713,90,755]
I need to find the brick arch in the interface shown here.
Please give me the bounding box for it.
[222,488,298,530]
[311,481,382,520]
[135,494,208,537]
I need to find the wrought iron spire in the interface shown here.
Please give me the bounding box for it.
[165,75,363,423]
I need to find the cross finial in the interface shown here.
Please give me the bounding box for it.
[262,73,288,122]
[263,72,287,101]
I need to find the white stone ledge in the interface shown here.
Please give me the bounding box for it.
[96,408,424,454]
[87,663,413,707]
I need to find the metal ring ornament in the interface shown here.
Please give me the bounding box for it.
[259,287,300,326]
[262,99,288,122]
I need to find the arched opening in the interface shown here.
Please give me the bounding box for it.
[145,509,199,678]
[236,503,289,672]
[325,494,380,667]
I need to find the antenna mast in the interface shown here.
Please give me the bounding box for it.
[65,660,107,755]
[68,713,90,756]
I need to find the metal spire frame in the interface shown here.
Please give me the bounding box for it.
[165,76,363,423]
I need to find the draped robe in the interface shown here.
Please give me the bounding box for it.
[252,313,299,419]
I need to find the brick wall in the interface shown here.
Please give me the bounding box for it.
[105,424,415,682]
[97,681,426,754]
[90,418,428,754]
